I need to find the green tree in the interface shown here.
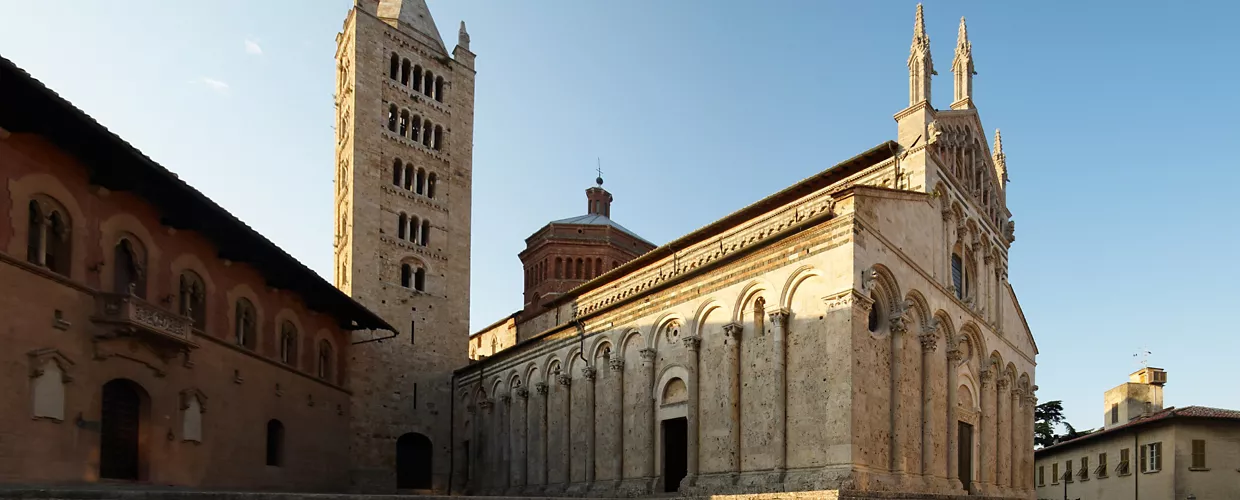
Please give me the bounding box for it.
[1035,400,1065,448]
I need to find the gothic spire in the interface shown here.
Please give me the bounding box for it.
[993,129,1008,185]
[376,0,447,53]
[951,17,976,109]
[908,4,936,106]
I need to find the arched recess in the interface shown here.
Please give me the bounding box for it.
[690,299,724,338]
[784,266,831,469]
[650,314,686,352]
[225,284,265,349]
[731,279,774,324]
[396,432,433,489]
[7,174,87,281]
[621,329,648,478]
[862,264,902,338]
[778,265,824,312]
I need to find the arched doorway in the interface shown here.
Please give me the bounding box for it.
[99,379,148,480]
[396,432,433,489]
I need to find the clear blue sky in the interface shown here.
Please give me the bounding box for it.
[3,1,1237,434]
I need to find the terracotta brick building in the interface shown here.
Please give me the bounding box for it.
[0,56,393,490]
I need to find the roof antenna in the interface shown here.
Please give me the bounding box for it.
[1133,346,1152,369]
[595,158,604,186]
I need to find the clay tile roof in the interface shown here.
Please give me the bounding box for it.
[549,214,654,246]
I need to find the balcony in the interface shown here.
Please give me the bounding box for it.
[92,292,197,349]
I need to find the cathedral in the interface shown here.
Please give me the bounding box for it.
[452,4,1037,498]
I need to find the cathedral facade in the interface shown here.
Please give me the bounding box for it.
[453,6,1037,498]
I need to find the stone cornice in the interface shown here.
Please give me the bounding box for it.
[380,184,449,214]
[379,234,448,263]
[893,100,935,122]
[384,78,452,117]
[380,129,451,163]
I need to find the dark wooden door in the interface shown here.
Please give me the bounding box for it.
[958,421,973,492]
[100,380,141,480]
[396,433,433,489]
[662,417,688,493]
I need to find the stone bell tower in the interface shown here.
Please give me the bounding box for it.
[333,0,475,492]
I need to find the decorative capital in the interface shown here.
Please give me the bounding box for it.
[516,387,529,399]
[1026,395,1038,406]
[996,378,1010,390]
[979,369,992,387]
[478,399,494,411]
[918,326,939,352]
[890,315,908,336]
[500,394,512,405]
[946,349,963,362]
[723,322,743,341]
[682,335,702,352]
[581,366,596,381]
[608,357,625,372]
[768,309,789,327]
[556,374,572,387]
[639,348,657,362]
[534,382,549,396]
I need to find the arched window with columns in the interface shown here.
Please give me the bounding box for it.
[113,237,147,298]
[179,271,207,330]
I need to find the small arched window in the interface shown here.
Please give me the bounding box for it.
[399,109,409,136]
[392,159,403,187]
[317,340,333,381]
[555,257,563,279]
[27,198,72,277]
[575,259,583,279]
[389,53,399,80]
[596,258,603,276]
[387,104,397,132]
[279,321,297,366]
[426,173,437,199]
[433,126,443,151]
[414,267,426,292]
[415,168,426,195]
[235,298,257,350]
[584,259,593,279]
[421,120,432,147]
[404,165,414,191]
[412,65,423,92]
[401,264,413,288]
[411,115,421,142]
[420,219,430,246]
[113,237,147,298]
[400,58,411,86]
[179,271,207,330]
[423,71,434,97]
[434,76,444,102]
[398,213,408,240]
[951,253,964,299]
[753,296,767,334]
[612,260,619,270]
[266,419,284,466]
[867,293,882,333]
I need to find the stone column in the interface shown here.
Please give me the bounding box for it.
[536,382,550,488]
[723,323,743,478]
[609,357,625,485]
[1024,391,1038,492]
[946,347,963,490]
[977,369,992,492]
[684,335,702,488]
[466,404,479,493]
[583,366,597,486]
[918,322,939,480]
[478,398,495,492]
[1009,387,1021,490]
[501,393,513,491]
[640,348,657,486]
[515,387,530,490]
[769,309,789,476]
[995,378,1010,491]
[557,373,572,487]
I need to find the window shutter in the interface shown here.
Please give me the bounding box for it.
[1139,444,1147,472]
[1192,440,1205,468]
[1154,443,1162,471]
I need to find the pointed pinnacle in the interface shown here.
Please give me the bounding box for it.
[957,17,969,46]
[993,129,1004,156]
[914,4,927,39]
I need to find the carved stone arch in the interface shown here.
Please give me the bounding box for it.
[904,290,932,328]
[1017,372,1031,394]
[1005,363,1018,387]
[987,351,1004,376]
[545,357,564,379]
[653,363,690,402]
[619,328,645,352]
[651,313,686,351]
[863,264,901,311]
[524,362,541,386]
[508,370,522,390]
[490,377,505,399]
[590,336,615,363]
[931,310,956,350]
[956,323,986,367]
[100,213,161,293]
[779,265,823,312]
[225,284,266,348]
[690,299,724,338]
[732,279,775,324]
